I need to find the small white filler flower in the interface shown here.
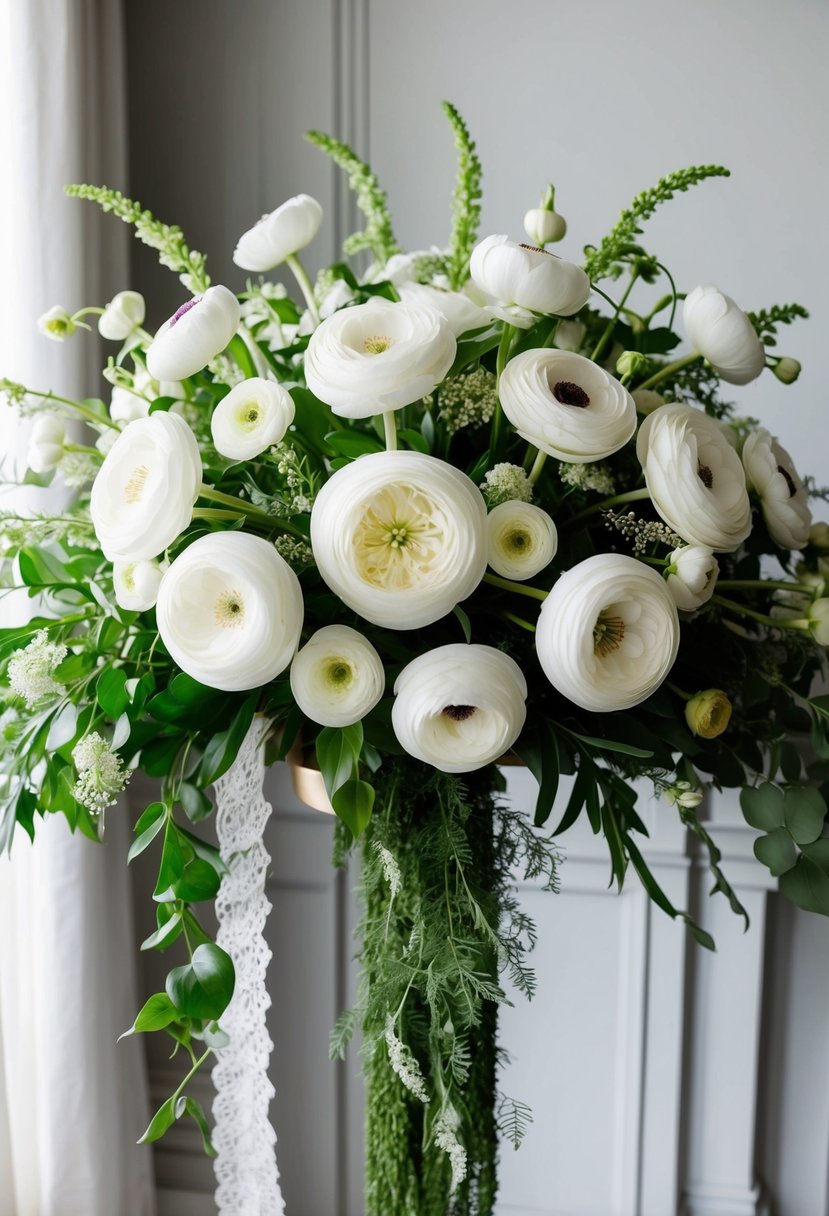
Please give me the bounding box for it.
[72,732,130,817]
[7,629,67,708]
[290,625,385,727]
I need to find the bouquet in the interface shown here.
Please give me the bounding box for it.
[2,102,828,1213]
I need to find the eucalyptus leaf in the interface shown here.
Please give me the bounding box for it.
[783,786,826,845]
[740,783,785,831]
[753,828,798,876]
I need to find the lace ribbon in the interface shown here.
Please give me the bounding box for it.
[212,718,285,1215]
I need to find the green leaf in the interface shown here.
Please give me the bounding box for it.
[516,721,560,828]
[452,604,472,643]
[153,821,186,899]
[566,730,654,759]
[166,943,235,1020]
[779,855,829,917]
[324,429,384,458]
[779,742,802,784]
[398,427,430,454]
[128,802,167,862]
[179,782,213,823]
[802,838,829,876]
[139,1097,176,1144]
[130,992,179,1035]
[740,783,785,831]
[551,762,592,837]
[196,697,257,786]
[148,395,179,414]
[331,778,375,838]
[783,786,826,845]
[754,828,798,876]
[141,910,183,952]
[316,723,363,801]
[174,857,220,902]
[182,1096,217,1157]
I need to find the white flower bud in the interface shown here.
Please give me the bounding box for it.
[28,414,66,473]
[809,522,829,552]
[37,305,75,341]
[113,558,166,612]
[664,545,719,611]
[683,284,765,385]
[808,599,829,646]
[553,319,586,352]
[290,625,385,727]
[233,194,323,272]
[772,357,801,385]
[523,208,567,246]
[98,291,146,341]
[631,388,665,416]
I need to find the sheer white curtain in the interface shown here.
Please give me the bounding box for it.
[0,2,155,1214]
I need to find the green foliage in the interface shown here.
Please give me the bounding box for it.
[748,302,809,347]
[584,164,731,282]
[64,183,210,292]
[442,102,483,290]
[305,130,400,263]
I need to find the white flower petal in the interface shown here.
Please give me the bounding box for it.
[397,282,491,337]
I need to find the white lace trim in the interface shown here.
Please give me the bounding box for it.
[212,718,285,1215]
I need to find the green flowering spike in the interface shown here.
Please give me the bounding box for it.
[584,164,731,282]
[64,184,210,293]
[747,302,809,348]
[442,101,483,290]
[305,131,400,264]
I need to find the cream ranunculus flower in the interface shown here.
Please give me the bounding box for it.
[498,349,636,462]
[310,451,487,629]
[304,297,456,419]
[536,553,680,712]
[232,194,323,272]
[146,285,241,381]
[742,427,811,550]
[683,284,765,385]
[113,557,165,611]
[469,235,590,328]
[98,291,146,341]
[290,625,385,727]
[28,415,66,473]
[664,545,719,611]
[636,403,752,551]
[90,412,202,560]
[210,377,295,461]
[156,532,303,691]
[487,501,557,580]
[392,644,527,773]
[397,281,492,337]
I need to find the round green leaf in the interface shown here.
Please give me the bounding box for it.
[740,783,785,831]
[779,855,829,917]
[753,828,797,876]
[166,943,235,1020]
[783,786,827,845]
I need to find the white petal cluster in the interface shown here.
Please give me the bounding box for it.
[499,349,636,462]
[37,305,75,341]
[311,451,486,629]
[146,285,241,381]
[397,281,491,337]
[28,414,66,473]
[113,558,165,611]
[156,533,303,691]
[664,545,719,612]
[90,412,202,560]
[7,629,67,708]
[683,284,765,385]
[469,235,590,328]
[392,644,527,773]
[487,501,557,580]
[391,646,522,768]
[290,625,385,727]
[742,427,811,550]
[72,732,130,815]
[536,554,680,712]
[98,291,145,341]
[210,377,295,461]
[233,194,323,272]
[304,298,456,419]
[636,403,752,552]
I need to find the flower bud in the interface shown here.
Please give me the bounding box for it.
[28,414,66,473]
[99,291,146,341]
[772,357,801,385]
[37,306,75,342]
[685,689,732,738]
[616,350,649,380]
[523,208,566,246]
[809,522,829,552]
[808,599,829,645]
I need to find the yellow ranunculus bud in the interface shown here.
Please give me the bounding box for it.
[685,689,732,738]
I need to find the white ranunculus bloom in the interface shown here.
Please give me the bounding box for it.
[210,377,295,461]
[310,450,487,629]
[637,403,752,551]
[664,545,719,612]
[37,305,75,341]
[392,644,527,773]
[469,235,590,328]
[146,285,241,381]
[90,412,202,560]
[156,533,303,691]
[113,557,165,611]
[28,414,66,472]
[683,284,765,386]
[487,501,557,580]
[498,349,636,462]
[536,554,680,712]
[742,427,811,550]
[397,281,491,337]
[290,625,385,727]
[304,297,456,419]
[98,291,146,341]
[232,194,323,272]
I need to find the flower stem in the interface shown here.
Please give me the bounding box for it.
[527,449,547,485]
[483,572,547,602]
[24,388,118,429]
[198,484,304,537]
[717,579,811,593]
[636,351,702,392]
[590,268,639,363]
[500,609,536,632]
[236,325,270,378]
[563,487,651,527]
[285,253,320,327]
[62,443,102,457]
[383,411,398,452]
[490,323,514,457]
[665,680,692,702]
[712,594,810,630]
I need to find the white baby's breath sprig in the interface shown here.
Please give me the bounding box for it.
[7,629,68,708]
[560,462,616,495]
[481,462,533,508]
[438,367,498,434]
[434,1106,468,1193]
[72,731,131,818]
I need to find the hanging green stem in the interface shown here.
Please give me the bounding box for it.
[590,267,639,363]
[635,351,702,392]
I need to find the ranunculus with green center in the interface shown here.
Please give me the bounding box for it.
[683,284,765,385]
[90,412,202,560]
[156,533,303,691]
[637,403,752,551]
[146,285,240,381]
[310,451,487,629]
[210,377,295,461]
[37,305,75,341]
[98,290,145,341]
[469,234,589,328]
[498,349,637,462]
[113,558,166,612]
[486,500,557,580]
[536,553,680,711]
[742,427,811,550]
[304,297,456,419]
[290,625,385,727]
[664,545,719,612]
[232,194,323,271]
[392,644,527,772]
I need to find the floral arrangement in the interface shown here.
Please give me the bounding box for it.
[2,102,828,1213]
